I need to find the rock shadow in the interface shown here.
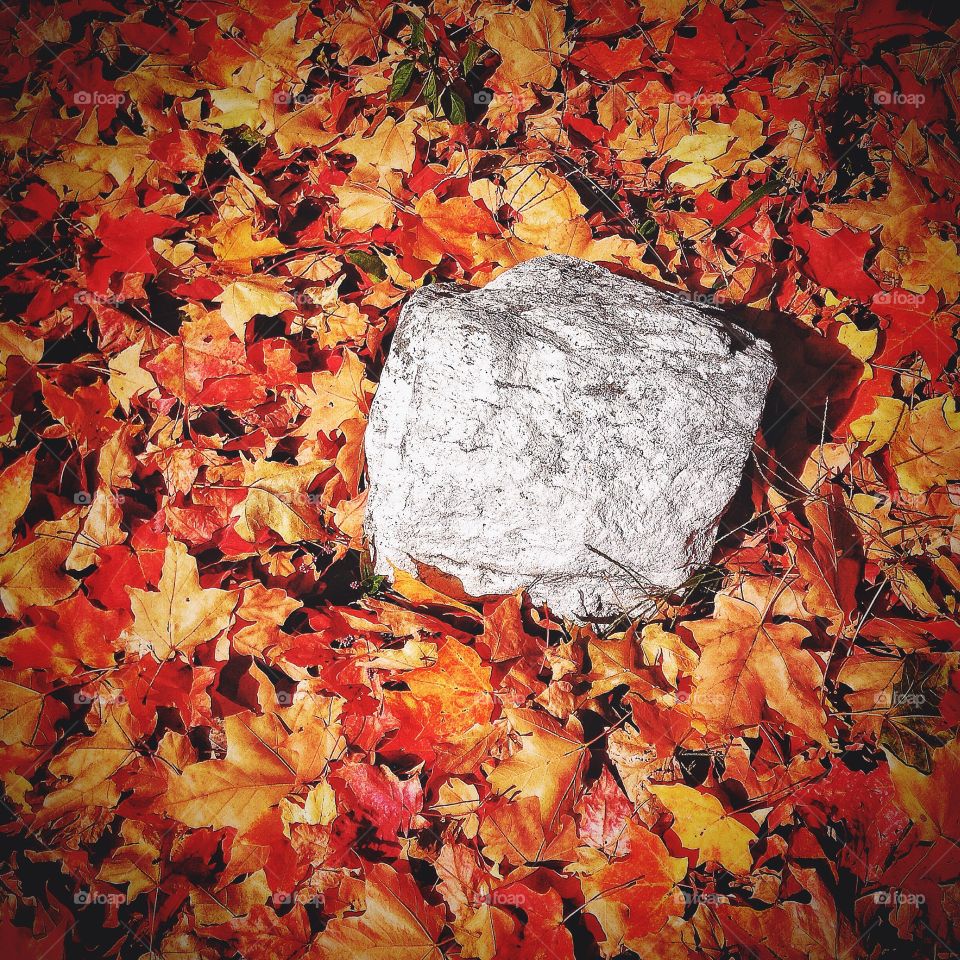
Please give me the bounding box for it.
[717,302,864,541]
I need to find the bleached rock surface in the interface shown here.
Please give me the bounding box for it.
[364,255,776,620]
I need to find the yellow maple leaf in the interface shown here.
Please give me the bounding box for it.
[37,706,139,830]
[668,128,733,187]
[108,342,157,414]
[232,458,328,544]
[210,217,285,272]
[0,450,35,554]
[849,396,906,455]
[899,234,960,301]
[281,691,348,783]
[889,395,960,494]
[326,5,392,66]
[852,395,960,493]
[333,488,367,545]
[214,276,296,340]
[62,130,157,194]
[0,514,80,617]
[337,114,417,183]
[96,821,162,900]
[232,583,302,659]
[484,0,569,90]
[124,538,236,660]
[311,861,444,960]
[284,779,338,826]
[0,679,42,747]
[0,322,43,380]
[886,738,960,842]
[837,653,904,741]
[487,707,585,823]
[298,279,370,348]
[469,164,590,258]
[390,567,482,618]
[640,623,699,687]
[163,712,295,835]
[687,594,828,744]
[668,114,764,187]
[650,783,756,875]
[295,351,374,442]
[273,94,341,155]
[190,872,273,928]
[207,87,263,131]
[434,778,481,817]
[333,177,397,231]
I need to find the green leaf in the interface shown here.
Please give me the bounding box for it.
[423,71,439,115]
[446,90,467,124]
[361,573,387,596]
[463,40,480,75]
[388,59,416,101]
[408,14,425,48]
[347,249,386,281]
[636,218,657,241]
[715,178,783,230]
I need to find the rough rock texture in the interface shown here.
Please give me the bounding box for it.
[364,255,776,620]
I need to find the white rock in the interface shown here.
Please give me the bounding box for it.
[363,255,775,620]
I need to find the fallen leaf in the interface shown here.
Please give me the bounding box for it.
[687,594,828,744]
[124,538,236,660]
[650,782,756,874]
[311,861,444,960]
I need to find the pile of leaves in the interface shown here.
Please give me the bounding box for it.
[1,0,959,957]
